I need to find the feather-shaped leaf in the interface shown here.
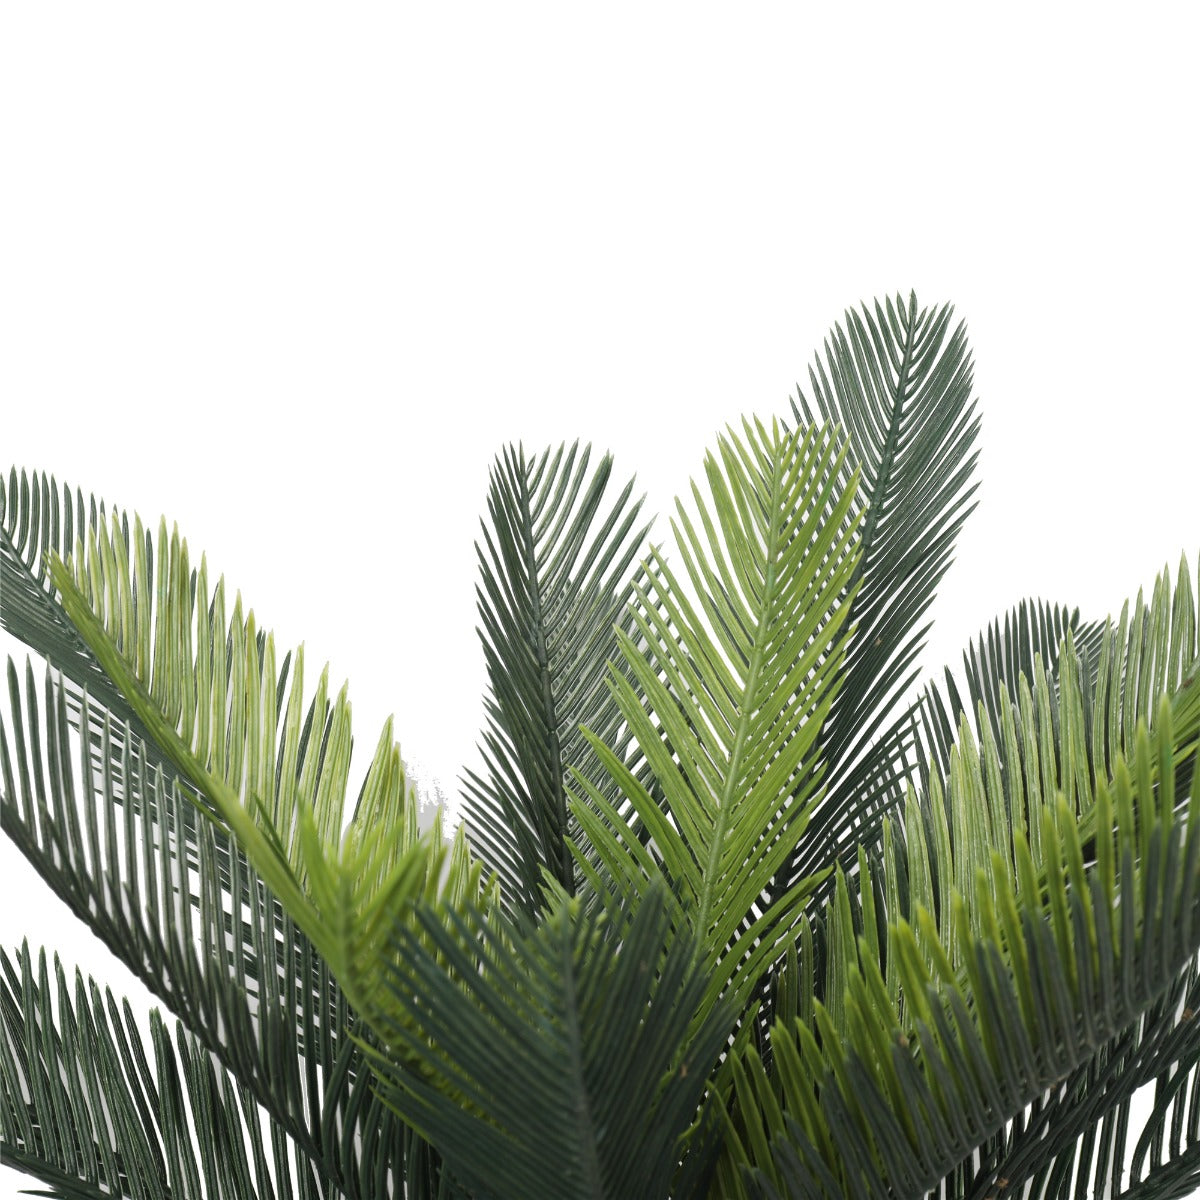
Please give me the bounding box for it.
[727,659,1200,1198]
[362,882,733,1200]
[775,292,980,901]
[915,598,1103,790]
[0,941,327,1200]
[41,508,474,1026]
[572,416,862,1016]
[462,442,650,918]
[0,657,447,1199]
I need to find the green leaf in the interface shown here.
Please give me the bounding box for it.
[0,656,448,1199]
[775,292,980,904]
[729,672,1200,1198]
[0,941,326,1200]
[462,441,650,918]
[41,510,472,1025]
[572,415,862,1015]
[915,597,1103,789]
[362,882,733,1200]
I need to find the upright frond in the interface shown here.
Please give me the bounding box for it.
[776,292,980,902]
[573,416,862,1015]
[462,442,649,918]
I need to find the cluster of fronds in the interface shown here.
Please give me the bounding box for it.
[3,292,1199,1198]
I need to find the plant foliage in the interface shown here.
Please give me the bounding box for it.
[3,292,1199,1200]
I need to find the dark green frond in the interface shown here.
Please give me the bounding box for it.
[461,442,650,918]
[0,658,440,1199]
[0,469,143,734]
[944,958,1200,1198]
[775,292,980,901]
[0,941,328,1200]
[363,883,733,1200]
[915,598,1100,789]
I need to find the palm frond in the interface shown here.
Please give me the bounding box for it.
[915,556,1199,863]
[724,658,1200,1198]
[774,292,980,903]
[1,468,290,917]
[0,469,144,734]
[0,940,328,1200]
[571,415,862,1016]
[40,507,478,1026]
[461,441,649,918]
[0,656,444,1199]
[361,881,733,1200]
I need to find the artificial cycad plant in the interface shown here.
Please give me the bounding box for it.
[2,293,1199,1199]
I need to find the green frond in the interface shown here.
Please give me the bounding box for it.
[0,940,327,1200]
[0,656,446,1198]
[41,507,479,1025]
[775,292,980,904]
[912,557,1200,869]
[3,291,1197,1200]
[361,882,733,1200]
[0,470,142,733]
[462,441,650,918]
[725,666,1200,1198]
[940,958,1200,1198]
[571,415,862,1016]
[1,468,288,916]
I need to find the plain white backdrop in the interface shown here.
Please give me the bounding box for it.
[1,4,1198,1196]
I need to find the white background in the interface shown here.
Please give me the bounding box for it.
[1,4,1198,1195]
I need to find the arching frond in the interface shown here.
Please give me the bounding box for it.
[0,469,142,734]
[572,416,862,1016]
[723,663,1200,1198]
[42,509,480,1027]
[915,598,1103,789]
[461,442,650,918]
[0,657,443,1198]
[0,941,328,1200]
[1,468,293,916]
[941,958,1200,1199]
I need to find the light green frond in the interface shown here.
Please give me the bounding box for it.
[915,598,1104,789]
[360,882,733,1200]
[0,941,327,1200]
[1091,551,1199,770]
[1,468,294,918]
[912,557,1200,874]
[42,510,480,1026]
[462,441,650,918]
[572,415,862,1015]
